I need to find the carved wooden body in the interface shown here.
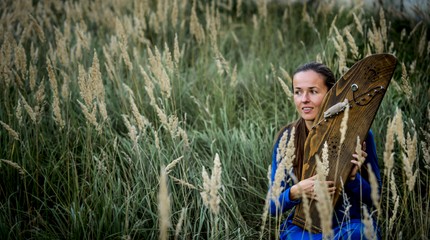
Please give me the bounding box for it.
[292,54,397,233]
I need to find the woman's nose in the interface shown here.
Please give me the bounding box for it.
[301,92,310,102]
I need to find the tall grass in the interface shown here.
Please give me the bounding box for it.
[0,0,429,239]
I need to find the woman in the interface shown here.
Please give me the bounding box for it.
[269,62,381,239]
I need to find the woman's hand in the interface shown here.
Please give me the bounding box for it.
[289,175,336,201]
[349,141,367,181]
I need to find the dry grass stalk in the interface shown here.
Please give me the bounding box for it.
[55,28,69,66]
[20,94,37,123]
[190,0,206,44]
[331,34,346,75]
[0,121,20,141]
[277,77,293,98]
[418,29,427,58]
[320,141,330,177]
[362,207,376,240]
[29,15,46,43]
[122,115,138,150]
[1,159,25,175]
[367,163,380,213]
[300,184,313,231]
[60,70,70,101]
[402,132,418,191]
[15,99,23,126]
[388,171,399,232]
[170,176,196,190]
[78,101,99,131]
[171,0,178,29]
[279,67,292,86]
[383,118,395,175]
[200,153,222,215]
[355,136,365,165]
[315,155,333,239]
[47,58,65,129]
[163,42,174,74]
[116,18,133,72]
[352,13,363,36]
[344,27,360,59]
[339,102,349,147]
[272,127,295,206]
[29,63,37,91]
[379,8,387,44]
[174,207,186,240]
[393,108,406,150]
[165,156,184,174]
[14,44,27,79]
[400,63,412,100]
[409,60,416,74]
[259,165,272,239]
[256,0,267,22]
[158,166,171,240]
[173,34,180,66]
[123,84,149,131]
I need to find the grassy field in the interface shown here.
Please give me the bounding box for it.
[0,0,429,239]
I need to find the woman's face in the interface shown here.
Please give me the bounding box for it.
[293,70,329,129]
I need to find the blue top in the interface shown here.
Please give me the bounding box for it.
[269,128,382,229]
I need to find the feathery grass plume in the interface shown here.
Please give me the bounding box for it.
[279,67,293,86]
[355,136,365,165]
[339,179,351,223]
[367,163,380,213]
[321,141,330,177]
[116,18,133,72]
[332,35,346,75]
[170,176,197,190]
[400,63,412,100]
[123,84,149,131]
[418,29,427,58]
[259,165,272,239]
[315,154,334,239]
[29,15,46,43]
[29,63,37,91]
[60,70,70,101]
[422,107,430,168]
[158,165,171,240]
[379,8,387,44]
[103,46,117,81]
[393,108,406,150]
[78,101,99,131]
[190,0,205,44]
[1,159,25,175]
[14,44,27,79]
[362,207,376,240]
[368,18,384,54]
[177,127,189,148]
[339,102,349,147]
[122,115,138,150]
[47,58,65,129]
[206,2,220,51]
[163,42,174,74]
[74,24,90,60]
[256,0,267,22]
[272,127,295,206]
[148,46,172,99]
[344,27,360,59]
[277,77,293,98]
[300,183,313,232]
[90,52,107,122]
[352,13,363,35]
[55,27,69,66]
[201,166,211,208]
[388,172,399,232]
[171,0,178,29]
[165,156,184,174]
[16,99,23,126]
[200,153,222,215]
[156,0,167,33]
[0,121,19,141]
[20,94,37,123]
[173,33,180,66]
[175,207,186,240]
[383,118,395,175]
[402,131,418,191]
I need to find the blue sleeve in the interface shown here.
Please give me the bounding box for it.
[268,130,301,216]
[345,130,382,206]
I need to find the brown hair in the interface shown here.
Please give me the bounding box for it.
[274,62,335,180]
